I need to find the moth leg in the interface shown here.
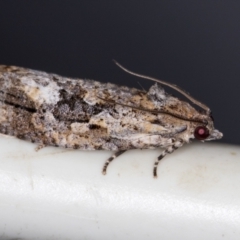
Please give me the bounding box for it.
[153,139,184,178]
[35,143,46,151]
[102,150,126,175]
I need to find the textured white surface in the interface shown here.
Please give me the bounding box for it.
[0,135,239,240]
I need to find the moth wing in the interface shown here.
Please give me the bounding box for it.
[0,66,60,110]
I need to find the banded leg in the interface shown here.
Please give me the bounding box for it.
[102,150,126,175]
[35,143,46,151]
[153,139,184,178]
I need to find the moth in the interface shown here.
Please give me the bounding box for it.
[0,61,223,177]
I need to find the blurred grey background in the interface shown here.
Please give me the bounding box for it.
[0,1,239,145]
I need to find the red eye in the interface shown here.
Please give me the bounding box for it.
[194,126,209,140]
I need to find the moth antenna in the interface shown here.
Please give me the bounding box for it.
[97,96,207,124]
[113,60,210,115]
[137,81,146,92]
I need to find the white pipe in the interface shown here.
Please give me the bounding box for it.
[0,135,239,240]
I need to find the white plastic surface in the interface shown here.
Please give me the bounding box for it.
[0,135,239,240]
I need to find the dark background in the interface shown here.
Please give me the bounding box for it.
[0,1,239,145]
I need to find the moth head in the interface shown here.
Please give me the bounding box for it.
[112,60,223,142]
[193,114,223,141]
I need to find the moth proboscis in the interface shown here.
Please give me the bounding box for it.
[0,61,223,177]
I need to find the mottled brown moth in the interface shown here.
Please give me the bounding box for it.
[0,62,223,177]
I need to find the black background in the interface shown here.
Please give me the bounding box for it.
[0,1,239,145]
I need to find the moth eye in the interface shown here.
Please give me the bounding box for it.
[194,126,209,140]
